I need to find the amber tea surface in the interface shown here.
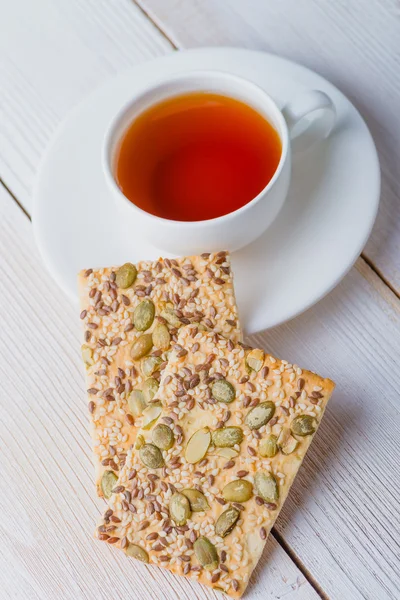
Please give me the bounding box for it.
[115,92,282,221]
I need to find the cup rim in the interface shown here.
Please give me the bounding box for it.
[102,69,289,227]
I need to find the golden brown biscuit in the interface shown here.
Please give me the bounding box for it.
[78,252,241,497]
[95,326,334,597]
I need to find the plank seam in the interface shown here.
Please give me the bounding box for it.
[133,0,178,49]
[361,252,400,302]
[271,528,329,600]
[0,178,31,221]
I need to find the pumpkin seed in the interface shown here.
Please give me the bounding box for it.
[142,402,162,429]
[280,435,299,455]
[152,424,174,450]
[152,323,171,350]
[101,471,118,499]
[142,377,159,403]
[222,479,253,503]
[245,348,265,373]
[139,443,164,469]
[116,263,137,289]
[212,427,243,448]
[133,299,155,331]
[291,415,316,436]
[135,434,145,449]
[191,322,208,331]
[259,435,278,458]
[215,506,240,538]
[170,492,191,525]
[126,544,149,563]
[182,489,210,512]
[277,427,290,447]
[277,428,299,454]
[128,390,147,417]
[245,362,252,377]
[254,472,279,502]
[245,401,275,430]
[131,334,153,360]
[185,427,211,464]
[160,307,182,328]
[215,448,238,459]
[194,537,218,571]
[141,356,162,377]
[81,344,93,367]
[211,379,236,404]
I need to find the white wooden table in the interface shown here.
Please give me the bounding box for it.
[0,2,399,599]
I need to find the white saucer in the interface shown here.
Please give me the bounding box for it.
[33,48,380,334]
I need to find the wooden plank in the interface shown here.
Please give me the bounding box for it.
[0,0,172,208]
[0,183,320,600]
[248,258,400,600]
[139,0,400,297]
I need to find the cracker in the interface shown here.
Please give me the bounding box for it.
[78,252,241,497]
[95,326,334,597]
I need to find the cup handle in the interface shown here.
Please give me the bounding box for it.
[282,90,336,154]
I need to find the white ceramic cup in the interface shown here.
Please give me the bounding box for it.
[103,70,336,255]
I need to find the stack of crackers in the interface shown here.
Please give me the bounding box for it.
[79,251,334,598]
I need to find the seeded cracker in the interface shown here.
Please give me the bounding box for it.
[95,326,335,597]
[78,252,241,497]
